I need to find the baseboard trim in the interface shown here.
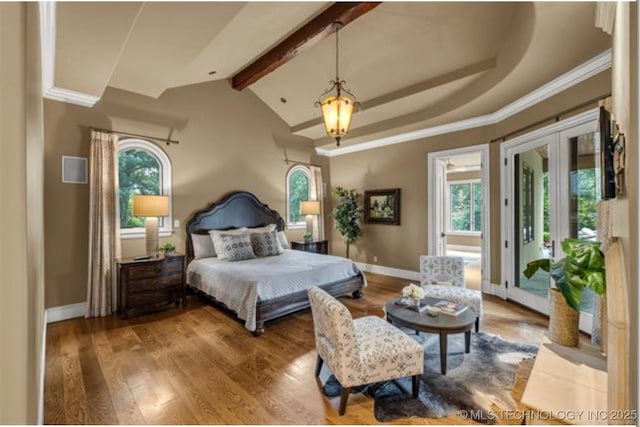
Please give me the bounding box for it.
[37,310,47,425]
[356,262,421,281]
[46,302,85,323]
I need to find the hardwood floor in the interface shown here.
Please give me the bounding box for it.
[45,273,551,425]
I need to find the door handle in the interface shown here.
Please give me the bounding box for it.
[550,240,555,258]
[440,232,446,238]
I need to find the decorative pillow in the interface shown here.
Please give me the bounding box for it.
[191,234,216,259]
[277,231,290,250]
[209,228,248,260]
[248,224,288,251]
[248,224,277,234]
[218,232,255,261]
[250,231,282,257]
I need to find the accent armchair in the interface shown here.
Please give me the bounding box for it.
[419,255,483,332]
[307,286,424,415]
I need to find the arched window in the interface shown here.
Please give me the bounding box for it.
[286,165,311,228]
[118,139,172,238]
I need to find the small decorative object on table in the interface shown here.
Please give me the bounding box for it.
[402,283,425,309]
[161,242,176,256]
[303,231,313,242]
[433,300,468,316]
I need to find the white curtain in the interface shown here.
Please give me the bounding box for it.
[309,165,325,240]
[86,130,121,318]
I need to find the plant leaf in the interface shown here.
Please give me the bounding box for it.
[524,259,551,278]
[586,271,606,295]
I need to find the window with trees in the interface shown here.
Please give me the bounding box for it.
[448,180,482,233]
[286,165,311,228]
[118,139,172,238]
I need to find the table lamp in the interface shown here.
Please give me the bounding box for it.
[300,200,320,241]
[132,195,169,257]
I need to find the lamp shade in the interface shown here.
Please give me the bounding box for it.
[133,195,169,217]
[300,200,321,215]
[320,95,355,140]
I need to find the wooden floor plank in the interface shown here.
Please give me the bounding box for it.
[45,273,555,424]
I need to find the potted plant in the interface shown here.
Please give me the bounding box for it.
[160,242,176,256]
[524,238,606,346]
[303,231,313,243]
[331,187,363,259]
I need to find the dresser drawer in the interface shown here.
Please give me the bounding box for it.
[127,288,181,308]
[128,272,183,292]
[127,257,183,280]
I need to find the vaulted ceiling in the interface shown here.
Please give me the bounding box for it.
[49,2,611,154]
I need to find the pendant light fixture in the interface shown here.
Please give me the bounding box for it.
[316,22,359,147]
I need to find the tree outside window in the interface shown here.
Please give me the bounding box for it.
[117,139,172,237]
[286,166,310,227]
[449,181,482,233]
[119,149,162,228]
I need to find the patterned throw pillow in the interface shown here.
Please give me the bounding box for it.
[250,230,282,257]
[218,232,255,261]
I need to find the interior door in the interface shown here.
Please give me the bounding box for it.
[434,158,447,256]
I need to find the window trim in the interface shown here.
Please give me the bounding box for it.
[285,164,311,229]
[118,139,173,239]
[446,178,482,236]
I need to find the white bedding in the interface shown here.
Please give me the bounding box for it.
[187,249,365,331]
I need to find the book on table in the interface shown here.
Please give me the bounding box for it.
[433,300,468,316]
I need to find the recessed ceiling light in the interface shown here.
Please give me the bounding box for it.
[208,70,217,75]
[280,97,287,103]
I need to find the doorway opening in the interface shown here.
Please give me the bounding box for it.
[428,144,491,294]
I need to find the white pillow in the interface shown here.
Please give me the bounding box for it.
[191,234,216,259]
[277,231,290,250]
[209,228,248,260]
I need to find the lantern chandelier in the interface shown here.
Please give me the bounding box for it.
[315,21,359,147]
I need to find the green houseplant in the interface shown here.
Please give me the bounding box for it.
[331,187,363,259]
[524,238,606,346]
[160,242,176,256]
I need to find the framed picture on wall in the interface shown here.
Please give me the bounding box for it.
[364,188,401,225]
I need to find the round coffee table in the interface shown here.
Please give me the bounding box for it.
[385,297,476,375]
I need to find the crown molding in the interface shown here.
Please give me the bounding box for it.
[39,2,100,108]
[316,49,612,157]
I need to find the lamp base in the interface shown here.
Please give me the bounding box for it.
[145,217,159,257]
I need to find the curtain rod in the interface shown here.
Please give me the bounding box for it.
[490,93,611,143]
[89,127,180,146]
[284,158,322,168]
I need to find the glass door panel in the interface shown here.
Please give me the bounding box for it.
[514,145,551,302]
[567,130,601,318]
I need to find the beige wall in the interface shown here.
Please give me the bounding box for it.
[0,3,45,423]
[44,83,315,308]
[328,71,611,284]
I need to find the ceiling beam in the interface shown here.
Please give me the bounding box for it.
[231,2,381,91]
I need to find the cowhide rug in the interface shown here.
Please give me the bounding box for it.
[321,332,538,423]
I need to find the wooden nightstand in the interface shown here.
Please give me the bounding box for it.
[116,254,186,318]
[291,240,329,255]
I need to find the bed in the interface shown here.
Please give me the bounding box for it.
[185,191,365,336]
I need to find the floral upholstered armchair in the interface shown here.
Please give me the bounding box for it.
[307,287,424,415]
[419,255,483,332]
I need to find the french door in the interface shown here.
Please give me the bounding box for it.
[502,110,601,333]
